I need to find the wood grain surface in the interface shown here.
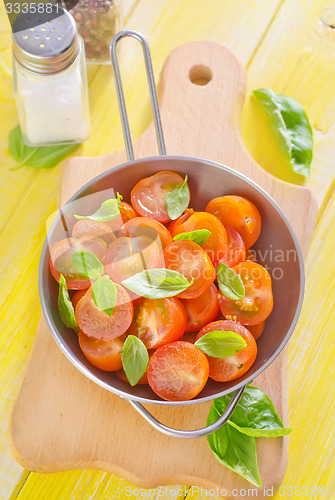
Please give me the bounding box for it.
[9,41,317,498]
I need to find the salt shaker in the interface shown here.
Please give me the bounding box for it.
[12,6,90,146]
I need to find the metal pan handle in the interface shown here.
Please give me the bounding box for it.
[110,30,166,161]
[111,30,245,438]
[123,385,246,438]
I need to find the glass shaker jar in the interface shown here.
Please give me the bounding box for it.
[69,0,122,63]
[12,5,90,146]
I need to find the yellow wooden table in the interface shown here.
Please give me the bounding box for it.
[0,1,334,499]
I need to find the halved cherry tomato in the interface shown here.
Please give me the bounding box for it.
[75,284,133,340]
[49,236,107,290]
[71,289,88,309]
[72,219,116,245]
[168,212,228,264]
[246,321,265,340]
[120,201,139,223]
[104,235,160,284]
[218,261,273,325]
[159,240,215,299]
[182,284,220,332]
[218,225,246,268]
[127,297,187,349]
[196,320,257,382]
[118,217,173,250]
[167,209,195,234]
[206,195,261,248]
[147,341,209,401]
[131,171,185,224]
[79,331,126,371]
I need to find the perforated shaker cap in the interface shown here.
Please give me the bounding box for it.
[12,6,78,74]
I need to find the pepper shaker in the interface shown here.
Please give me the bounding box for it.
[12,6,90,146]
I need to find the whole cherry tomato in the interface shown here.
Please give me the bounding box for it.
[181,284,220,332]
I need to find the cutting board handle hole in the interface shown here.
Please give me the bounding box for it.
[189,64,212,86]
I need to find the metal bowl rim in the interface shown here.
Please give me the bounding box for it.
[38,154,305,406]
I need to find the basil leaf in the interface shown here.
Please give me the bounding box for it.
[122,268,193,299]
[91,275,118,317]
[121,335,149,386]
[8,125,80,170]
[207,405,262,487]
[173,229,211,246]
[217,263,245,300]
[253,89,313,177]
[195,330,247,358]
[165,175,190,220]
[71,250,104,280]
[214,385,292,437]
[58,274,79,333]
[74,193,123,222]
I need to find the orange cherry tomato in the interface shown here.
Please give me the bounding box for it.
[118,217,173,250]
[71,289,88,309]
[49,236,107,290]
[181,284,220,333]
[127,297,187,349]
[159,240,215,299]
[246,321,265,340]
[206,195,261,248]
[131,171,186,224]
[218,225,246,268]
[75,284,133,340]
[218,261,273,325]
[78,331,126,371]
[147,341,209,401]
[168,209,195,234]
[104,235,160,284]
[120,201,139,223]
[168,211,228,265]
[196,320,257,382]
[72,219,116,245]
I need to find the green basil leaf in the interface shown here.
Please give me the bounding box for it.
[71,250,104,280]
[122,268,193,299]
[214,385,292,437]
[207,405,262,487]
[195,330,247,358]
[121,335,149,386]
[74,193,123,222]
[173,229,211,246]
[8,125,80,170]
[217,263,245,300]
[58,274,79,333]
[91,275,118,316]
[165,175,190,220]
[253,89,313,177]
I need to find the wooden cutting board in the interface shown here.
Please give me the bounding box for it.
[10,41,318,497]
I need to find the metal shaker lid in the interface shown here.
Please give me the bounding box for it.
[12,6,78,74]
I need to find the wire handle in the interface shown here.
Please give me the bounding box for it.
[123,385,246,439]
[110,30,166,161]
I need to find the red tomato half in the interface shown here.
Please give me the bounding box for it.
[196,320,257,382]
[49,236,107,290]
[218,261,273,325]
[79,331,126,371]
[147,341,209,401]
[131,171,185,224]
[72,219,116,245]
[118,217,173,250]
[160,240,215,299]
[206,195,261,248]
[168,211,228,265]
[246,321,265,340]
[71,289,88,309]
[104,235,160,284]
[218,225,246,268]
[182,284,220,332]
[128,297,187,349]
[75,284,133,340]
